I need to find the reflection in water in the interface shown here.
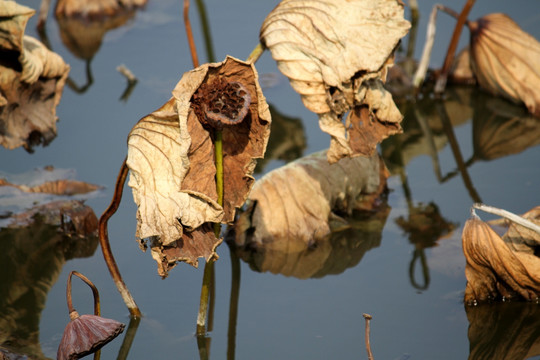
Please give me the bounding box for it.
[466,302,540,360]
[0,211,98,358]
[232,205,390,279]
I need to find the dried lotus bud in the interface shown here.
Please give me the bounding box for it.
[469,13,540,117]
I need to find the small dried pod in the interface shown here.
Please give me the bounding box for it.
[57,271,125,360]
[469,13,540,117]
[57,312,125,360]
[192,78,252,130]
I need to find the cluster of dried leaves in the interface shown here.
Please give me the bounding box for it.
[0,1,69,151]
[260,0,410,163]
[124,0,412,277]
[462,206,540,305]
[126,57,271,277]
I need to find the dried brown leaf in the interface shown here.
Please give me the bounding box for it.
[0,1,34,52]
[462,214,540,305]
[127,56,270,275]
[0,3,69,151]
[234,150,388,248]
[260,0,410,162]
[469,13,540,117]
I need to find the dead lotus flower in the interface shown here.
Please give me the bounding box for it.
[58,271,125,360]
[469,13,540,117]
[126,56,271,277]
[462,204,540,305]
[260,0,410,162]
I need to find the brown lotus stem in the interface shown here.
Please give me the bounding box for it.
[99,158,142,318]
[363,313,374,360]
[67,271,101,316]
[434,0,476,95]
[184,0,200,68]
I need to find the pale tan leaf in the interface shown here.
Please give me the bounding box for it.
[234,150,388,247]
[20,36,71,84]
[0,1,35,52]
[0,6,69,150]
[127,99,223,247]
[127,56,271,275]
[260,0,410,162]
[469,13,540,117]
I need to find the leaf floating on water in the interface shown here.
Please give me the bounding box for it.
[127,56,271,276]
[234,150,388,247]
[232,150,389,278]
[462,207,540,305]
[469,13,540,117]
[260,0,410,162]
[0,178,102,196]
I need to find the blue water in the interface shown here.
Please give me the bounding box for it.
[2,0,540,358]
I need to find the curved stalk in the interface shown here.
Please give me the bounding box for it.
[99,158,141,318]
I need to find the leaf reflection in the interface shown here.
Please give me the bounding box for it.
[231,150,390,279]
[0,205,98,358]
[466,302,540,360]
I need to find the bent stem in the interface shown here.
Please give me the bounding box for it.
[67,271,101,316]
[197,130,223,335]
[434,0,476,95]
[99,157,141,318]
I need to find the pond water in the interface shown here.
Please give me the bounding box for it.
[2,0,540,359]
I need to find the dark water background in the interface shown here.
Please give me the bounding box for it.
[2,0,540,359]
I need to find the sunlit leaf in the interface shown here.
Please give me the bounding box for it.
[469,13,540,117]
[234,150,388,248]
[462,211,540,305]
[127,56,271,276]
[260,0,410,162]
[0,2,70,151]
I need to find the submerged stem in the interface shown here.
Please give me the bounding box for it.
[98,158,141,318]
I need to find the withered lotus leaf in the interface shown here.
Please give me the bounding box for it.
[57,313,125,360]
[234,150,388,248]
[127,56,271,276]
[462,212,540,305]
[469,13,540,117]
[260,0,410,162]
[0,1,70,151]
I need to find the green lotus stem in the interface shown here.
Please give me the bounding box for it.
[196,130,223,335]
[246,43,265,64]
